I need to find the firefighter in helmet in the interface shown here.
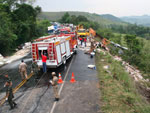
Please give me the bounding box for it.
[31,59,40,79]
[50,72,59,101]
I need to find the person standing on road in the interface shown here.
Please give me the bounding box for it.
[41,50,47,73]
[19,59,28,80]
[4,74,12,101]
[31,59,40,79]
[5,81,17,110]
[4,74,12,87]
[84,38,87,47]
[50,72,59,101]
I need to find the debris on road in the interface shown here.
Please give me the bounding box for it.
[87,65,96,70]
[90,52,95,56]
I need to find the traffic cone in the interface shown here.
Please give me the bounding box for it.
[70,72,76,83]
[58,73,63,84]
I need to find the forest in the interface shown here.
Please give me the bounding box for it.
[0,0,50,55]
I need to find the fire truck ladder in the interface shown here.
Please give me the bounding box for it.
[49,43,55,61]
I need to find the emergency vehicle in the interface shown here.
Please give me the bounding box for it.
[59,27,71,34]
[31,34,78,68]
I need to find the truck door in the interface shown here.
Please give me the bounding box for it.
[66,41,70,56]
[56,45,61,63]
[60,43,66,54]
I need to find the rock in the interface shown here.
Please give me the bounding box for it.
[114,56,122,61]
[103,65,109,69]
[96,48,101,53]
[0,54,4,60]
[101,59,104,62]
[0,61,4,66]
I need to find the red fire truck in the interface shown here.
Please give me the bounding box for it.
[31,34,78,68]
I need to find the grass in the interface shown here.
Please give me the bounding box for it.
[96,51,150,113]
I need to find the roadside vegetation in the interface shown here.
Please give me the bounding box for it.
[59,12,150,76]
[96,52,150,113]
[96,28,150,76]
[0,0,50,55]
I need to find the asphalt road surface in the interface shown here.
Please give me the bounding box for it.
[0,47,100,113]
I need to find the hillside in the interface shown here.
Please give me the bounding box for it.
[100,14,123,23]
[121,15,150,27]
[38,11,126,26]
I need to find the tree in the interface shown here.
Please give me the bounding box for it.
[0,4,17,54]
[35,20,51,37]
[124,35,143,65]
[12,4,37,45]
[60,12,71,23]
[76,15,89,22]
[70,15,77,24]
[96,28,114,39]
[35,5,41,15]
[0,1,44,55]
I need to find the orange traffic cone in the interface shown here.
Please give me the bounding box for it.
[70,72,76,83]
[58,73,63,84]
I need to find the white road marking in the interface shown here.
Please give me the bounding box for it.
[49,56,74,113]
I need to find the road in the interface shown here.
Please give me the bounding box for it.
[0,46,100,113]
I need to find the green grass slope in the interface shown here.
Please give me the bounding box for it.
[38,11,126,26]
[100,14,123,23]
[96,51,150,113]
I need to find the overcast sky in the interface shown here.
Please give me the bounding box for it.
[33,0,150,17]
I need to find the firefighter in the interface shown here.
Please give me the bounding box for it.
[41,50,47,73]
[19,59,28,80]
[84,38,87,47]
[80,37,83,46]
[31,59,40,79]
[4,74,12,87]
[50,72,59,101]
[4,74,12,101]
[5,81,17,110]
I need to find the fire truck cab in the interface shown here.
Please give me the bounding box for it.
[31,34,77,68]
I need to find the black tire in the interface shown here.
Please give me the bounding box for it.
[62,57,66,65]
[74,50,77,54]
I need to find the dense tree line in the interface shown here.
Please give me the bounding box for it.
[110,24,150,40]
[96,24,150,74]
[0,0,50,55]
[59,12,99,30]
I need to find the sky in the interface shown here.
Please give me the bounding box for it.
[33,0,150,17]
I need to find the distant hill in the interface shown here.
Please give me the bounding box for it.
[38,11,126,27]
[120,15,150,27]
[100,14,123,23]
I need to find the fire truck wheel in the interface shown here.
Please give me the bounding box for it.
[74,50,77,54]
[62,57,66,65]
